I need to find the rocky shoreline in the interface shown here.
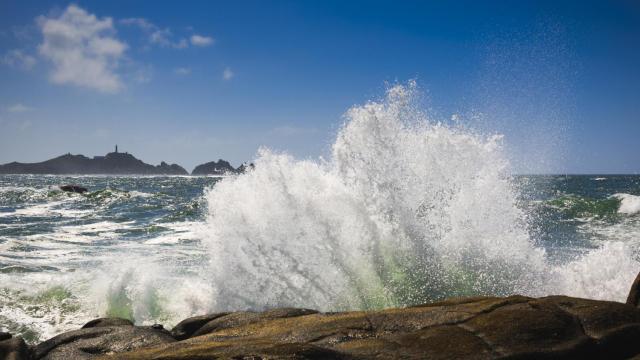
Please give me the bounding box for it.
[2,272,640,359]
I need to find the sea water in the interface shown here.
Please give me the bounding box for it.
[1,83,639,342]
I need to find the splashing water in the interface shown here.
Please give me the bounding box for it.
[202,81,639,312]
[2,82,638,342]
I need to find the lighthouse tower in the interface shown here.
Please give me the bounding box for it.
[115,145,118,153]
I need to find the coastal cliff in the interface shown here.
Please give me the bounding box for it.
[3,273,640,359]
[0,152,188,175]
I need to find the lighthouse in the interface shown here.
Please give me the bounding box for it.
[115,145,118,153]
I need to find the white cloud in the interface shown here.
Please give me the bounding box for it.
[222,67,234,80]
[190,34,214,47]
[174,67,191,75]
[120,17,154,31]
[7,103,34,113]
[2,49,37,70]
[150,28,186,48]
[38,5,127,93]
[122,17,188,49]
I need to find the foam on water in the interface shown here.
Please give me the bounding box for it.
[614,193,640,215]
[202,82,639,311]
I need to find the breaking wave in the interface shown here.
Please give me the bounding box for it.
[202,82,639,312]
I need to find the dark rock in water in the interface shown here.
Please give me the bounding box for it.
[34,325,174,359]
[191,159,237,175]
[115,296,640,360]
[59,185,88,194]
[0,336,30,360]
[81,318,133,329]
[0,333,11,342]
[627,271,640,307]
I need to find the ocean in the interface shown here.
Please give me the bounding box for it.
[1,83,639,343]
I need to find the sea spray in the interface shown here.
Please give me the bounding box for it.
[1,84,638,343]
[203,82,555,311]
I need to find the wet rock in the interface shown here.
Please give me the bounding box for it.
[34,325,174,360]
[627,271,640,307]
[0,333,11,342]
[116,296,640,359]
[59,185,88,194]
[0,336,30,360]
[170,313,230,340]
[191,307,320,338]
[81,318,133,329]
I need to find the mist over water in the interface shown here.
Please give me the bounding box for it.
[1,82,638,343]
[202,81,638,311]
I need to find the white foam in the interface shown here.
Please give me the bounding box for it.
[613,193,640,215]
[550,241,638,301]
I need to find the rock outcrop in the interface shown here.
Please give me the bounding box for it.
[0,152,188,175]
[0,334,29,360]
[627,271,640,308]
[33,322,174,360]
[59,185,88,194]
[5,273,640,359]
[115,295,640,359]
[191,159,237,175]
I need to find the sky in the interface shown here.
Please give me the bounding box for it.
[0,1,638,174]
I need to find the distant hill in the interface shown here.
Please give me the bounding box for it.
[0,151,188,175]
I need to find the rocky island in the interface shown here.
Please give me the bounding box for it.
[2,273,640,359]
[0,147,188,175]
[0,147,253,176]
[191,159,253,175]
[191,159,237,176]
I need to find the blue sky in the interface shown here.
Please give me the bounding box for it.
[0,1,638,173]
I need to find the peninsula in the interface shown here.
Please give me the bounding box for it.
[0,146,252,175]
[0,146,188,175]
